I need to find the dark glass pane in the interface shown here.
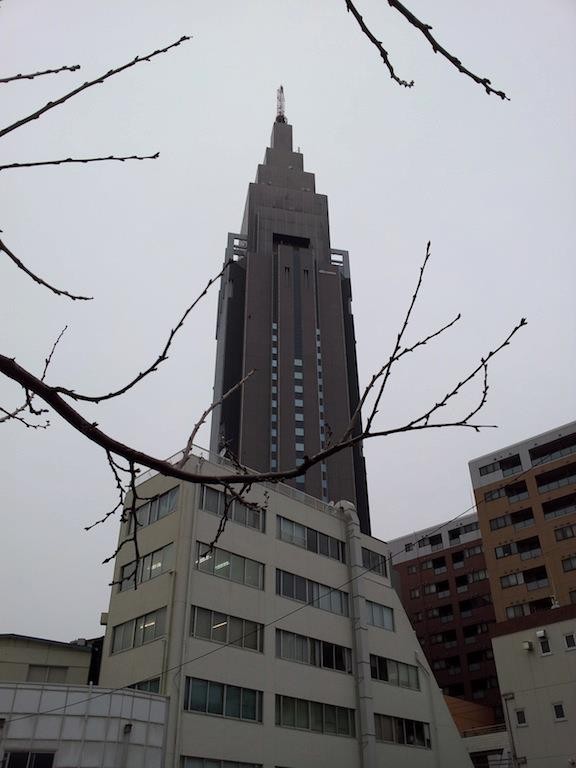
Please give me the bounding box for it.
[370,655,378,679]
[395,718,406,744]
[296,699,310,729]
[322,642,335,669]
[378,657,388,681]
[318,533,330,556]
[334,645,346,671]
[329,538,340,560]
[211,612,228,643]
[324,705,337,734]
[207,682,224,714]
[241,688,257,721]
[337,707,350,735]
[243,621,259,651]
[306,528,318,552]
[310,701,323,732]
[203,486,221,514]
[282,696,295,727]
[294,575,307,602]
[194,607,212,639]
[229,616,243,647]
[33,756,55,768]
[281,571,294,598]
[414,721,426,747]
[6,755,29,768]
[225,685,241,718]
[189,678,208,711]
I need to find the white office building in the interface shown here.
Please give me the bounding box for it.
[99,449,471,768]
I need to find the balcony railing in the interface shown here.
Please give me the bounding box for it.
[519,548,542,561]
[526,578,549,592]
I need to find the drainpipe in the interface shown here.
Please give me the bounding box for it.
[502,693,520,768]
[338,501,376,768]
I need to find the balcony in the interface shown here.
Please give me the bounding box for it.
[526,578,549,592]
[537,462,576,494]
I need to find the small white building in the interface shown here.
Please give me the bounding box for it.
[491,603,576,767]
[99,449,472,768]
[0,683,167,768]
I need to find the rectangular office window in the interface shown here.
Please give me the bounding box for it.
[119,542,173,591]
[374,714,431,748]
[564,633,576,650]
[127,487,178,532]
[184,677,263,722]
[26,666,67,684]
[200,485,265,532]
[111,608,166,653]
[276,629,352,673]
[128,678,160,694]
[275,569,349,616]
[196,544,264,590]
[191,606,264,652]
[275,695,355,737]
[366,600,394,631]
[555,524,576,541]
[553,703,566,721]
[276,516,346,563]
[562,556,576,573]
[362,547,387,577]
[4,754,55,768]
[370,654,419,690]
[485,488,506,502]
[182,759,261,768]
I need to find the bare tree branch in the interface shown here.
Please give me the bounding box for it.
[53,260,231,403]
[0,404,49,429]
[0,64,80,84]
[0,236,92,301]
[0,313,526,487]
[386,0,509,99]
[0,36,191,140]
[345,0,414,88]
[177,368,256,469]
[0,152,160,172]
[345,0,508,99]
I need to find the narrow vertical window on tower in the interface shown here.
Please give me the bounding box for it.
[270,323,278,470]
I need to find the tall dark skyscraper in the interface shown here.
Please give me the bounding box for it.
[210,96,370,533]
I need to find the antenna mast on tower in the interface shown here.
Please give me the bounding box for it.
[276,85,286,123]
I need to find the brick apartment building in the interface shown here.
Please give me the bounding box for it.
[390,514,502,720]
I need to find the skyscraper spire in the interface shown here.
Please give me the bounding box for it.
[276,85,286,123]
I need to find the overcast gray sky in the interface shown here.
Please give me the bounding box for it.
[1,1,574,641]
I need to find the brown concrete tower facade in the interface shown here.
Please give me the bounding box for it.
[210,110,370,533]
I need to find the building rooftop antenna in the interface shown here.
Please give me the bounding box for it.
[276,85,287,123]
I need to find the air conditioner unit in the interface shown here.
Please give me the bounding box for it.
[522,640,533,651]
[536,629,547,639]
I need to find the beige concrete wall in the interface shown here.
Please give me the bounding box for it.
[0,636,91,684]
[492,615,576,767]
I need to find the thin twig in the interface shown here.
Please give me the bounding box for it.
[0,37,190,139]
[386,0,509,99]
[177,369,255,468]
[345,0,414,88]
[0,153,159,172]
[0,236,92,301]
[54,260,230,402]
[0,64,80,84]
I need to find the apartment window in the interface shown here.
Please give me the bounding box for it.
[184,677,263,722]
[295,427,304,437]
[490,513,510,531]
[129,678,160,693]
[370,654,419,690]
[276,569,349,616]
[277,516,346,563]
[295,413,304,421]
[423,584,436,595]
[555,523,576,541]
[182,759,261,768]
[4,754,55,768]
[191,606,264,652]
[501,572,524,589]
[26,666,67,684]
[405,543,413,552]
[564,633,576,650]
[119,542,173,591]
[496,543,517,559]
[553,703,566,721]
[417,537,428,548]
[410,588,420,599]
[413,612,423,622]
[479,460,500,477]
[361,547,387,577]
[127,487,178,532]
[295,442,305,451]
[294,384,303,394]
[536,462,576,494]
[407,564,417,574]
[196,543,264,589]
[507,482,529,503]
[470,569,488,582]
[366,600,394,631]
[111,607,166,653]
[374,714,431,748]
[276,629,352,673]
[543,492,576,520]
[275,695,356,737]
[539,637,551,655]
[485,488,506,502]
[200,485,265,532]
[294,372,303,380]
[530,434,576,466]
[421,560,433,571]
[506,605,529,619]
[562,556,576,573]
